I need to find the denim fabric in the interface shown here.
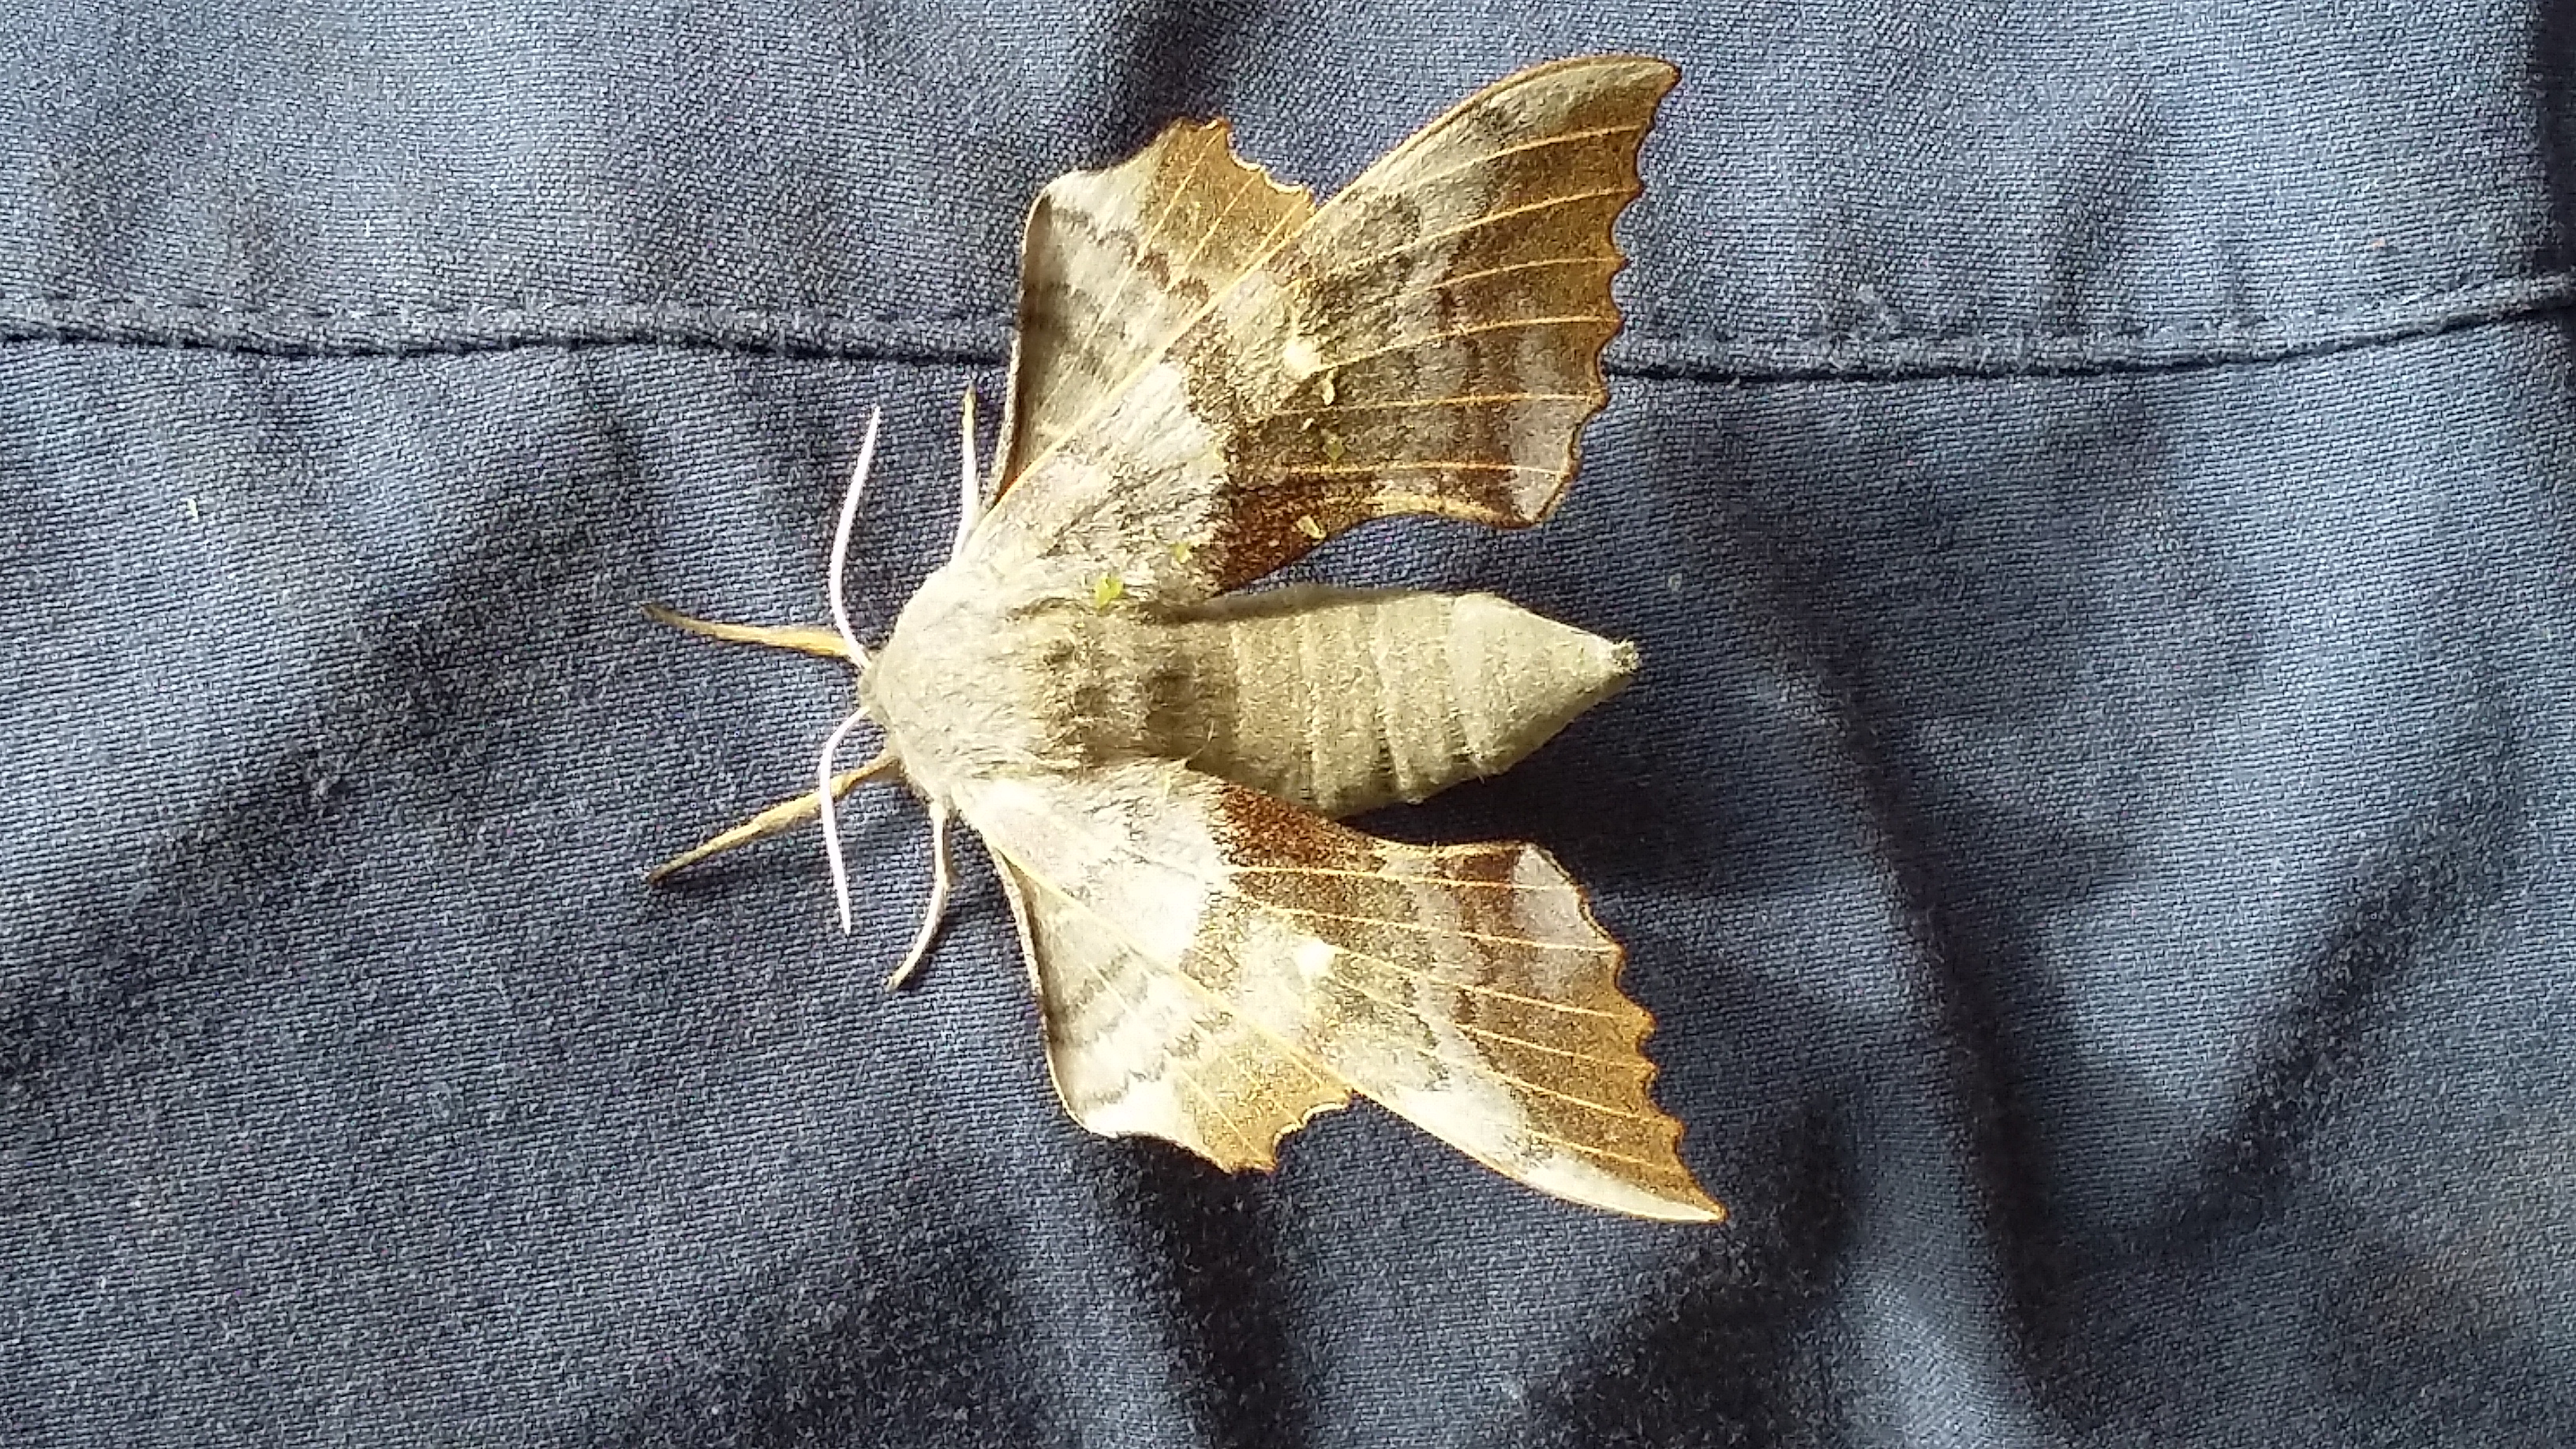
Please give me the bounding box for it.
[5,2,2572,1445]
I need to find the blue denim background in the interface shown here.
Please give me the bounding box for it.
[6,2,2573,1445]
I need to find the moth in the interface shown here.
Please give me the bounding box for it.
[648,54,1720,1222]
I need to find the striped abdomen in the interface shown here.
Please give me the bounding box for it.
[1105,585,1634,818]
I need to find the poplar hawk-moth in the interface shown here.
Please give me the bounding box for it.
[649,55,1720,1222]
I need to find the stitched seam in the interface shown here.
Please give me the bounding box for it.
[0,294,998,324]
[5,269,2573,379]
[3,266,2567,335]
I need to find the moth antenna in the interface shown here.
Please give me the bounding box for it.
[826,406,882,673]
[953,386,982,559]
[883,802,953,991]
[814,705,887,932]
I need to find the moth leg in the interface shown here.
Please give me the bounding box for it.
[990,859,1045,999]
[646,751,897,884]
[816,706,880,934]
[641,604,856,662]
[952,386,983,557]
[883,801,954,991]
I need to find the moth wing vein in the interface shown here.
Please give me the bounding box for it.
[1380,253,1630,301]
[1166,146,1275,299]
[1371,119,1654,196]
[1518,1122,1693,1173]
[1438,1014,1661,1069]
[1233,861,1571,889]
[1257,389,1597,421]
[1256,899,1615,953]
[1265,461,1573,480]
[1299,934,1629,1020]
[1306,312,1624,373]
[1297,185,1642,286]
[1310,957,1664,1122]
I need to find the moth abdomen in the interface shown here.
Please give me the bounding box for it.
[1132,584,1633,818]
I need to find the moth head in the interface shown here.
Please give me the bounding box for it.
[642,408,916,899]
[649,394,1007,994]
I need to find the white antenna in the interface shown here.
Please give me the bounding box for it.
[817,410,886,931]
[826,407,882,671]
